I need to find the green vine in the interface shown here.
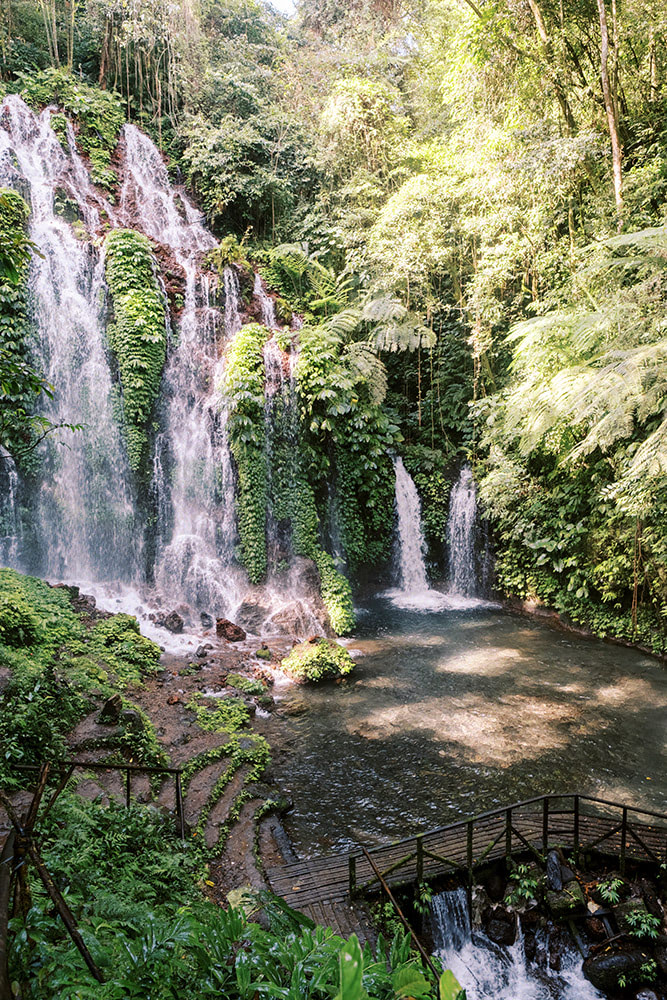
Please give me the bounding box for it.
[103,229,167,478]
[222,321,268,583]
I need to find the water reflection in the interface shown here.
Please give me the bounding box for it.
[260,601,666,856]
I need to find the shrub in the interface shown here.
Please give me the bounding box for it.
[0,595,39,647]
[281,637,355,682]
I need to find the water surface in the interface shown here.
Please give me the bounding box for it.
[262,600,666,857]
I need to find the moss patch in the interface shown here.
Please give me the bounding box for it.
[222,321,268,583]
[103,228,168,477]
[280,638,354,683]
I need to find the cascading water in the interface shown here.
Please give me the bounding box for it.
[119,125,243,615]
[0,450,22,566]
[0,96,139,582]
[393,456,430,594]
[446,466,479,597]
[254,272,279,329]
[430,890,602,1000]
[0,96,336,637]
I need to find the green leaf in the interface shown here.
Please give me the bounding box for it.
[392,963,432,998]
[439,969,465,1000]
[336,934,365,1000]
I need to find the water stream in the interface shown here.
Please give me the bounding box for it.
[430,890,601,999]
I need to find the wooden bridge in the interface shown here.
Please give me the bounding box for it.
[267,793,667,924]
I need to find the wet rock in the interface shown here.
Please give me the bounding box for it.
[216,618,246,642]
[546,850,563,891]
[635,990,659,1000]
[195,645,208,658]
[560,863,576,884]
[163,610,184,634]
[119,709,143,732]
[639,879,663,919]
[200,611,214,628]
[483,872,506,903]
[485,907,517,946]
[235,601,271,632]
[586,916,608,941]
[255,644,271,661]
[546,880,585,919]
[98,694,122,725]
[583,945,653,993]
[654,935,667,975]
[268,603,318,638]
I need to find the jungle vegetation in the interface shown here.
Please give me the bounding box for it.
[2,0,666,651]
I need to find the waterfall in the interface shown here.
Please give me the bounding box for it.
[430,889,602,999]
[0,449,22,567]
[0,96,139,582]
[254,272,278,329]
[393,456,430,594]
[446,466,478,597]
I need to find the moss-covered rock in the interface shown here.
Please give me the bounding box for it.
[222,321,268,583]
[103,228,168,478]
[281,637,354,683]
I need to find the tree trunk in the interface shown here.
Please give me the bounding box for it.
[597,0,623,228]
[525,0,577,132]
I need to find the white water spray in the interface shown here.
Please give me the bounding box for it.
[394,456,430,593]
[0,96,139,582]
[447,466,478,597]
[430,890,602,1000]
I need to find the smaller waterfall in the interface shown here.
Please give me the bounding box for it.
[430,889,602,999]
[254,272,278,329]
[394,456,430,594]
[446,466,478,597]
[0,450,22,567]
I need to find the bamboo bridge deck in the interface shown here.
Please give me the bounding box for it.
[267,794,667,916]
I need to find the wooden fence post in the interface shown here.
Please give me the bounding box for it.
[348,855,357,898]
[505,809,512,864]
[573,795,580,865]
[620,807,628,874]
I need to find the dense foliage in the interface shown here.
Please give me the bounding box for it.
[103,228,168,478]
[11,786,459,999]
[0,188,51,467]
[2,0,667,636]
[222,320,268,583]
[0,568,162,787]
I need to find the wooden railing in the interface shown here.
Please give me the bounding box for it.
[8,759,185,839]
[348,793,667,899]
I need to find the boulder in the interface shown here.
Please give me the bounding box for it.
[163,610,184,633]
[583,944,654,993]
[235,601,270,632]
[484,871,506,904]
[546,880,586,919]
[267,602,316,637]
[216,618,246,642]
[195,645,208,658]
[546,850,563,891]
[97,694,122,725]
[200,611,214,628]
[485,907,517,946]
